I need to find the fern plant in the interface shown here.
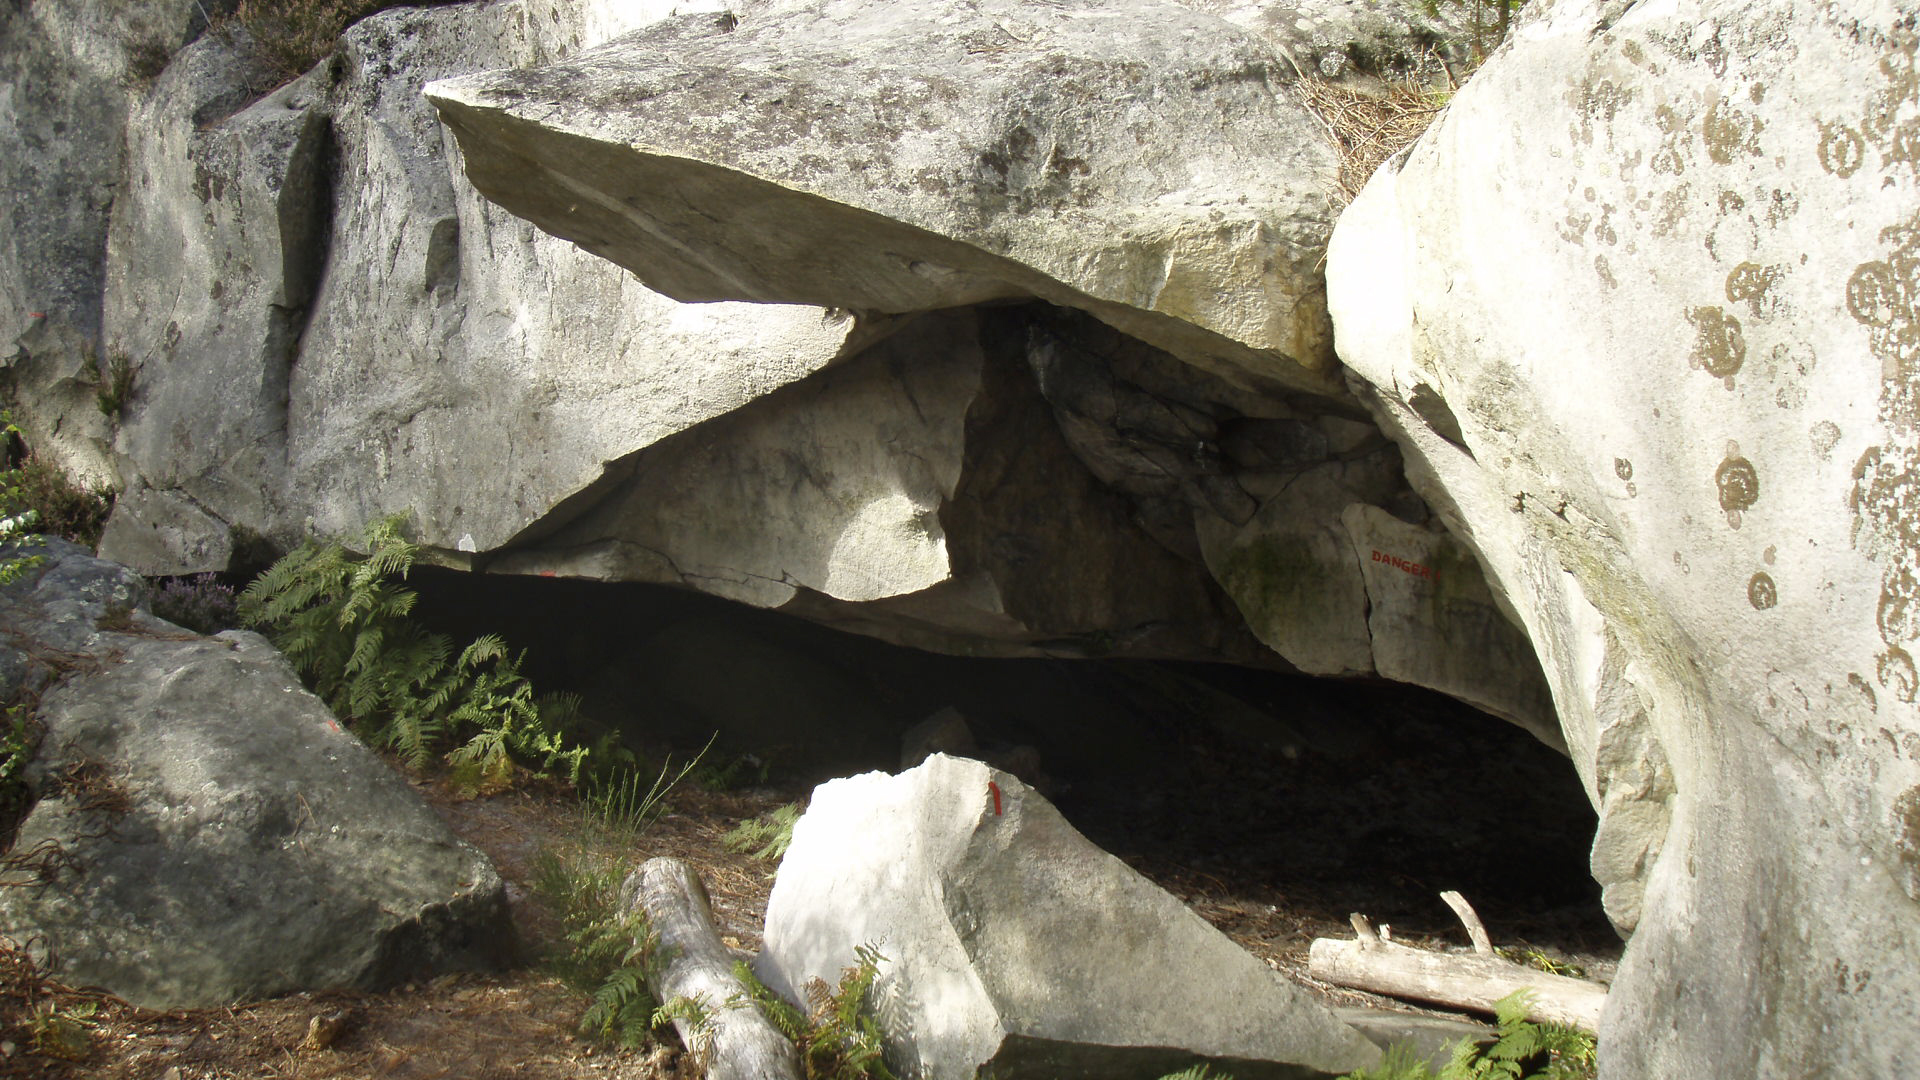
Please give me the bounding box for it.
[1340,991,1596,1080]
[733,946,896,1080]
[723,802,802,863]
[238,514,589,789]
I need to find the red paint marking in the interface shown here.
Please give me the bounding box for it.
[1371,549,1434,579]
[27,312,44,319]
[988,781,1003,816]
[539,570,557,578]
[327,719,341,732]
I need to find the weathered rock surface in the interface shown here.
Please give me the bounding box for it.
[0,0,208,489]
[4,0,1562,720]
[759,754,1382,1080]
[94,0,857,576]
[0,541,512,1008]
[425,0,1346,394]
[495,304,1274,663]
[1170,0,1469,82]
[1328,1,1920,1075]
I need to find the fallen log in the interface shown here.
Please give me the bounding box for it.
[1307,899,1607,1033]
[627,856,803,1080]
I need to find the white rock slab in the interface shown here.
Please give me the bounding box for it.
[759,754,1382,1080]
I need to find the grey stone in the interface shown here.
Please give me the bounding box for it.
[900,708,979,771]
[759,754,1382,1079]
[97,0,859,571]
[425,0,1348,395]
[0,545,512,1009]
[497,305,1272,665]
[1327,0,1920,1074]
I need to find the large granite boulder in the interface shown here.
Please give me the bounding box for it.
[425,0,1347,395]
[0,541,512,1008]
[1,0,1561,719]
[1327,0,1920,1075]
[414,0,1559,715]
[759,754,1383,1079]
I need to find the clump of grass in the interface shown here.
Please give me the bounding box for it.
[90,350,134,420]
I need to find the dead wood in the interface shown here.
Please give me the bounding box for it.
[1308,900,1607,1033]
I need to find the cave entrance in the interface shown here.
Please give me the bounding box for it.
[410,566,1618,985]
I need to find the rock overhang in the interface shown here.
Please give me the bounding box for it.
[422,0,1349,397]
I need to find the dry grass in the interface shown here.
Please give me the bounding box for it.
[1295,75,1450,206]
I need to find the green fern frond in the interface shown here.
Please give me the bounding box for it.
[723,802,802,862]
[581,966,657,1048]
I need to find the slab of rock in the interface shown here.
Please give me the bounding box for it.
[759,754,1381,1079]
[426,0,1347,394]
[1328,0,1920,1074]
[0,543,512,1008]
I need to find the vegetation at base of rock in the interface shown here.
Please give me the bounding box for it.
[724,802,802,863]
[732,945,896,1080]
[0,418,42,587]
[149,573,241,635]
[0,706,41,850]
[0,937,94,1065]
[1,412,112,558]
[1157,1067,1231,1080]
[1339,991,1596,1080]
[237,514,591,790]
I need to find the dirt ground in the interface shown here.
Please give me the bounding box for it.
[0,739,1620,1080]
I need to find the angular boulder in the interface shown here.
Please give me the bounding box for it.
[1328,0,1920,1075]
[425,0,1347,394]
[0,542,512,1008]
[758,754,1381,1079]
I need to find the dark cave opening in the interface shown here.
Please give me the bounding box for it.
[408,566,1617,963]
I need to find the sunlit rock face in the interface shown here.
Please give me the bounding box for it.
[93,0,858,577]
[4,0,1543,709]
[1328,1,1920,1075]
